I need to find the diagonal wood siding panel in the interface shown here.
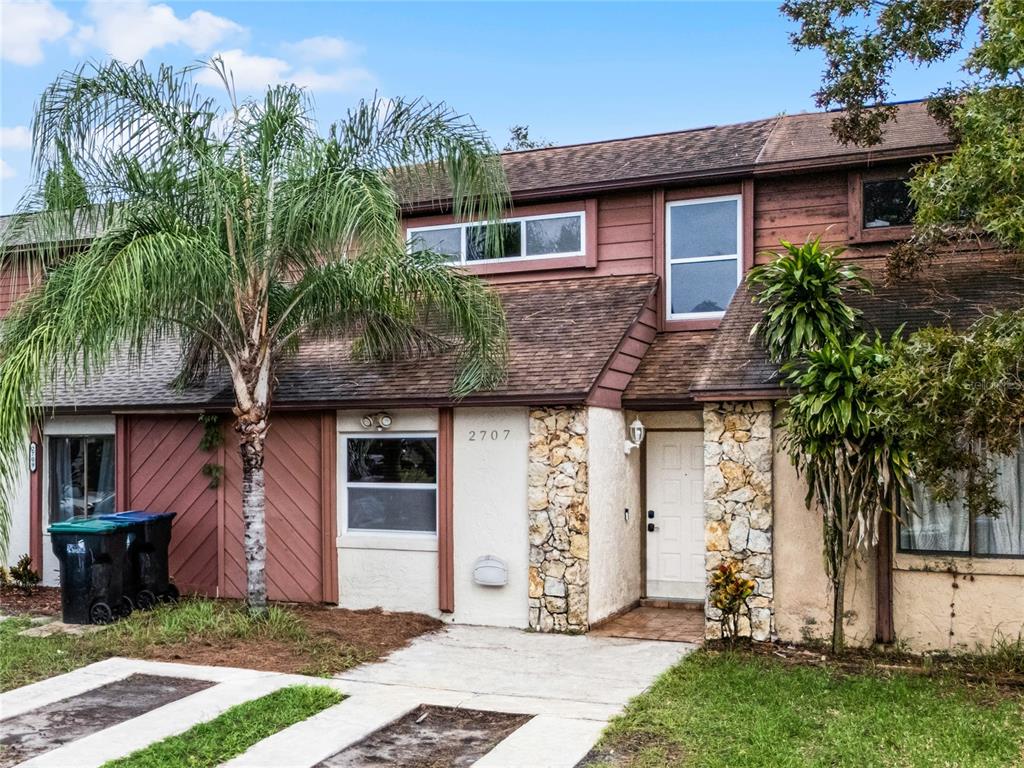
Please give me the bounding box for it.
[222,413,326,603]
[125,416,219,595]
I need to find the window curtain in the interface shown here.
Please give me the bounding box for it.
[93,438,116,516]
[900,480,970,553]
[49,437,75,523]
[902,440,1024,556]
[975,449,1024,556]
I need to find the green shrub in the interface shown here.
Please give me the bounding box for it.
[9,555,40,592]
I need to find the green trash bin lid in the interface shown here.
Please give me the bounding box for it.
[48,516,123,534]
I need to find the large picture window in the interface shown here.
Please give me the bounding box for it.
[344,435,438,535]
[900,446,1024,558]
[407,211,585,265]
[666,196,742,319]
[48,435,115,522]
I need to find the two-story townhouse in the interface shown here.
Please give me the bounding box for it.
[3,99,1021,651]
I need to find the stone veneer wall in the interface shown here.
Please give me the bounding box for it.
[527,407,589,632]
[704,401,775,642]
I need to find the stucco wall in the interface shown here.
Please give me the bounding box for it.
[451,407,529,628]
[587,407,642,625]
[336,408,440,616]
[892,557,1024,651]
[772,409,1024,651]
[773,435,875,646]
[6,446,30,569]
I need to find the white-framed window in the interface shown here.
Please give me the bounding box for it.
[665,195,743,320]
[342,434,438,536]
[48,434,116,522]
[407,210,586,265]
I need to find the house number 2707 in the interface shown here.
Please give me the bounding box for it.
[467,429,511,442]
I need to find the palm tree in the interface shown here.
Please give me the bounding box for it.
[0,59,510,612]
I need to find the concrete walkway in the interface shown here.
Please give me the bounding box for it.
[235,625,693,767]
[0,626,694,767]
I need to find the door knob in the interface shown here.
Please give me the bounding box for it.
[647,510,655,519]
[647,522,657,532]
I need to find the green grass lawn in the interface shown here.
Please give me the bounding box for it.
[102,685,343,768]
[589,651,1024,768]
[0,599,371,691]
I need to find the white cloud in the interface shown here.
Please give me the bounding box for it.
[197,49,291,92]
[0,159,16,180]
[282,35,360,62]
[76,0,243,63]
[1,0,73,66]
[0,126,32,151]
[198,48,375,94]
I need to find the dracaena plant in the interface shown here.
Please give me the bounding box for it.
[746,237,870,365]
[0,58,511,613]
[749,239,909,653]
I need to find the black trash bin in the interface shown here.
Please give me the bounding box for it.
[101,511,178,608]
[48,516,135,624]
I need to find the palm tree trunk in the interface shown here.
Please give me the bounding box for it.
[237,404,269,614]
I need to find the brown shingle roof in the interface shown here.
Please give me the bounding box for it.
[622,331,714,406]
[44,274,657,411]
[755,100,951,169]
[690,252,1024,399]
[402,100,951,208]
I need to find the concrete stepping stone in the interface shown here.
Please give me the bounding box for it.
[0,673,212,767]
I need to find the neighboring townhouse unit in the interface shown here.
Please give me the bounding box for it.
[2,100,1021,651]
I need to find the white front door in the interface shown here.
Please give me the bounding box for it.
[645,430,705,600]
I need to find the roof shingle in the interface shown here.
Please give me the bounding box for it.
[690,252,1024,399]
[44,274,658,411]
[622,331,714,406]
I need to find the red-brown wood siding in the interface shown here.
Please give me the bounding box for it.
[589,294,658,409]
[754,171,850,257]
[222,413,327,603]
[319,411,339,604]
[119,413,332,603]
[123,416,220,595]
[0,265,34,319]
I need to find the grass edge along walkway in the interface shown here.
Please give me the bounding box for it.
[102,684,344,768]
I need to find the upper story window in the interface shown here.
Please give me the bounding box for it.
[666,195,742,320]
[863,177,914,229]
[900,444,1023,559]
[407,211,585,265]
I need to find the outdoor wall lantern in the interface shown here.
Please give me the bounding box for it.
[360,412,394,431]
[624,417,646,454]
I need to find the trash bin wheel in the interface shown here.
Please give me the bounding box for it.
[137,589,158,610]
[162,584,180,603]
[90,601,114,625]
[118,596,134,618]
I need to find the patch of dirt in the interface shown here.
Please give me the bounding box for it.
[0,586,61,617]
[578,733,687,768]
[0,673,211,767]
[709,640,1024,696]
[136,604,442,676]
[318,705,531,767]
[293,604,442,655]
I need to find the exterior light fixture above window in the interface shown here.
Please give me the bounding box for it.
[360,412,393,431]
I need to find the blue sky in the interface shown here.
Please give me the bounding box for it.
[1,1,969,213]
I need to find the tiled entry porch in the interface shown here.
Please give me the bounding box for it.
[591,606,705,644]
